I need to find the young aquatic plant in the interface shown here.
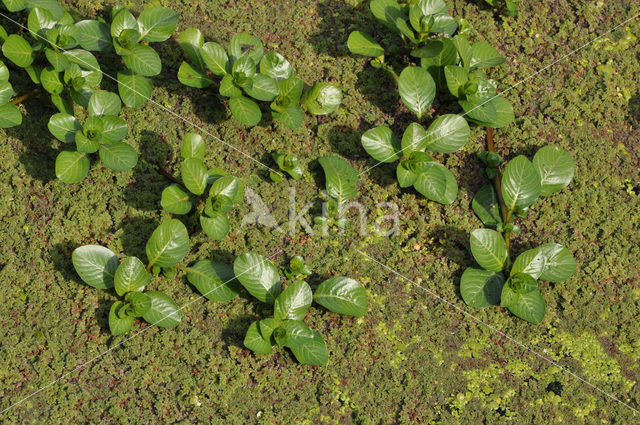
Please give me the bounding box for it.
[461,143,577,323]
[226,253,367,365]
[72,219,189,335]
[0,1,179,182]
[160,132,244,241]
[75,5,178,108]
[177,28,342,128]
[49,90,136,182]
[348,0,514,204]
[314,155,359,229]
[269,150,304,182]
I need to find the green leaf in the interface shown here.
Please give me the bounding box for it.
[200,211,230,240]
[470,42,505,70]
[0,103,21,128]
[109,301,134,335]
[185,260,240,302]
[273,106,304,130]
[394,16,416,43]
[25,0,64,19]
[430,15,458,35]
[314,276,367,316]
[275,320,315,348]
[110,9,137,38]
[50,93,73,114]
[470,228,507,272]
[413,162,458,204]
[507,273,538,294]
[161,184,192,215]
[276,77,303,105]
[177,61,213,89]
[114,256,150,296]
[532,145,575,196]
[200,41,229,76]
[40,67,63,94]
[0,61,10,82]
[24,64,41,85]
[464,96,514,129]
[101,115,128,143]
[415,0,448,17]
[2,0,26,12]
[290,330,328,366]
[48,113,80,143]
[233,253,282,304]
[452,34,472,69]
[232,55,256,80]
[99,142,138,172]
[2,34,33,68]
[75,20,111,51]
[460,267,505,308]
[538,243,576,282]
[259,51,292,81]
[422,114,470,153]
[501,155,541,212]
[137,6,178,42]
[444,65,468,97]
[179,27,205,70]
[244,321,273,354]
[301,83,341,115]
[347,31,384,57]
[125,292,152,317]
[145,219,190,269]
[88,90,121,117]
[117,71,153,108]
[181,132,205,160]
[63,49,101,75]
[511,248,546,279]
[122,44,161,76]
[142,291,181,328]
[181,157,208,195]
[72,245,119,289]
[55,150,90,183]
[400,122,427,155]
[219,74,242,98]
[370,0,407,31]
[318,155,358,203]
[228,32,263,64]
[244,74,279,102]
[501,285,545,324]
[398,66,435,119]
[361,126,400,163]
[229,96,261,126]
[274,280,312,320]
[27,7,55,37]
[209,175,243,202]
[472,185,502,227]
[416,38,457,87]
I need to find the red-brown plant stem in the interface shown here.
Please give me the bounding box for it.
[140,158,185,187]
[486,127,512,262]
[10,89,40,105]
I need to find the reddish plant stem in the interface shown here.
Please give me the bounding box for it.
[486,127,512,261]
[140,158,185,187]
[10,89,40,105]
[156,166,184,186]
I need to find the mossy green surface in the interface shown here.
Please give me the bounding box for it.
[1,0,640,423]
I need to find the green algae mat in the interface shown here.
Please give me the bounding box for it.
[1,0,640,423]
